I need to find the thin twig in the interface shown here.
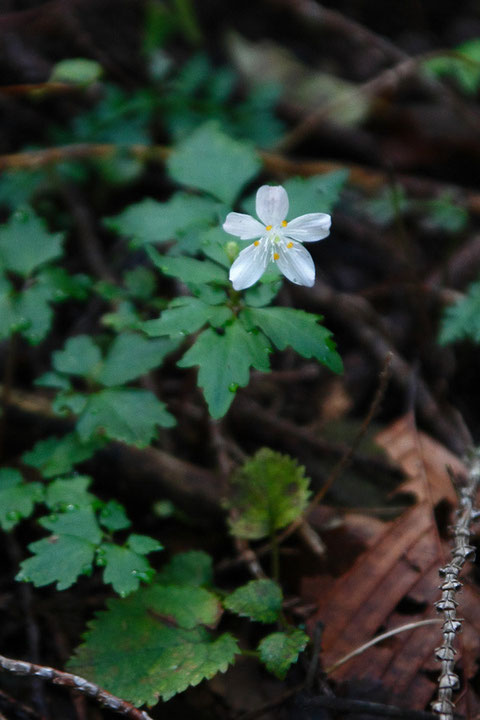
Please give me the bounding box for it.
[0,655,153,720]
[431,449,480,720]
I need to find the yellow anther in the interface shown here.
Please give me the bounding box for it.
[282,220,288,227]
[254,240,260,246]
[265,225,272,231]
[273,252,280,261]
[287,241,294,249]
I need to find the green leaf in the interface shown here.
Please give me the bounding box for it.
[418,193,468,234]
[242,307,343,374]
[143,296,233,338]
[77,388,175,447]
[40,506,102,543]
[226,448,311,540]
[22,433,105,479]
[0,207,64,277]
[98,332,178,386]
[127,534,163,555]
[37,267,92,301]
[283,171,349,216]
[224,579,283,623]
[258,629,309,679]
[147,246,228,284]
[17,534,97,590]
[53,335,102,378]
[423,41,480,95]
[68,584,238,705]
[178,321,271,418]
[102,301,143,332]
[34,372,72,390]
[17,284,55,344]
[99,543,155,596]
[99,500,131,531]
[17,507,102,590]
[156,551,213,587]
[45,476,97,511]
[167,122,260,205]
[362,185,408,227]
[439,280,480,344]
[0,468,43,531]
[50,58,103,86]
[104,193,219,246]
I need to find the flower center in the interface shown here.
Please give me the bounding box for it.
[265,225,272,231]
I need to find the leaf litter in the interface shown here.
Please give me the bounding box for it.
[301,413,480,714]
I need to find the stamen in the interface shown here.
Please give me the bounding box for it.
[282,220,288,227]
[254,240,260,246]
[287,242,294,249]
[265,225,272,231]
[273,253,280,261]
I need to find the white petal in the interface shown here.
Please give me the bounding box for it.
[229,241,271,290]
[256,186,289,225]
[276,241,315,287]
[223,212,265,240]
[284,213,331,242]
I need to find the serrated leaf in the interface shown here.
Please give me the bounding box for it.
[0,207,64,277]
[53,335,102,378]
[167,122,260,205]
[98,332,178,386]
[226,448,311,540]
[77,388,175,447]
[242,307,343,374]
[17,534,97,590]
[102,301,143,332]
[40,506,102,544]
[22,433,105,479]
[104,193,219,246]
[147,245,228,284]
[99,543,155,596]
[68,584,238,705]
[258,629,309,679]
[143,296,233,338]
[45,476,96,511]
[178,321,271,418]
[224,579,283,623]
[99,500,130,531]
[419,193,468,234]
[0,468,43,531]
[156,551,213,587]
[439,280,480,344]
[17,507,102,590]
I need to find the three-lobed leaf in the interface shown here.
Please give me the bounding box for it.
[143,296,233,338]
[0,207,64,277]
[104,193,219,246]
[76,388,175,447]
[242,307,343,374]
[178,320,271,418]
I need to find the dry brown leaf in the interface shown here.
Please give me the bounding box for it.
[301,413,479,712]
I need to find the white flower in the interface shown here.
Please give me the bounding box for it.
[223,185,331,291]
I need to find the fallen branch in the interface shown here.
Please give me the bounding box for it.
[0,654,153,720]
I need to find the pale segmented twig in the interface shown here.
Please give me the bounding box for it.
[432,449,480,720]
